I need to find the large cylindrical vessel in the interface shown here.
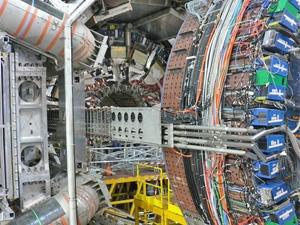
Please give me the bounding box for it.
[10,185,100,225]
[0,0,95,62]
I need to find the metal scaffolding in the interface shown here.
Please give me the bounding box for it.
[89,145,163,174]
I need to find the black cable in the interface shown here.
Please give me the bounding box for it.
[195,151,216,224]
[183,153,211,224]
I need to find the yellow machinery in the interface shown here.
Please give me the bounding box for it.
[104,173,143,215]
[103,164,186,225]
[134,164,186,225]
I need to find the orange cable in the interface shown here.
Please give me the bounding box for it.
[214,1,251,224]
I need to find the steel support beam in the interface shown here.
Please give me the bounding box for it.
[133,8,184,28]
[64,1,96,224]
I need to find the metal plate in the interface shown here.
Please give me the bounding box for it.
[163,73,184,109]
[162,15,200,221]
[135,8,185,41]
[225,72,252,90]
[163,148,198,215]
[111,107,161,145]
[11,54,50,210]
[162,15,198,110]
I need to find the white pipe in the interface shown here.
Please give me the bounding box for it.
[64,0,96,224]
[174,143,246,155]
[292,118,300,134]
[173,124,259,133]
[0,0,95,63]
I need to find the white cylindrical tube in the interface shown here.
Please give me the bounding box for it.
[0,0,95,62]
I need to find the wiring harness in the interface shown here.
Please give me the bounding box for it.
[163,0,300,224]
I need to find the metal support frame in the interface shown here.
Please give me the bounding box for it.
[0,53,14,221]
[133,8,184,28]
[0,197,14,221]
[7,34,58,66]
[111,107,162,145]
[81,29,109,69]
[93,2,133,24]
[64,1,96,224]
[105,107,300,163]
[103,172,164,216]
[93,34,109,67]
[86,107,162,145]
[89,145,163,173]
[73,72,87,170]
[10,53,50,210]
[125,24,133,58]
[102,163,185,223]
[131,0,171,6]
[48,0,96,23]
[86,107,111,145]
